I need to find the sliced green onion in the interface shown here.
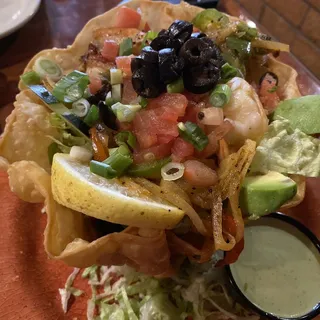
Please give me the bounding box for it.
[20,71,41,86]
[161,162,185,181]
[119,38,133,56]
[128,157,171,179]
[53,70,90,104]
[110,68,123,85]
[112,84,122,103]
[115,131,137,149]
[192,9,229,31]
[71,98,90,117]
[138,96,148,108]
[83,104,99,127]
[209,84,232,108]
[178,121,208,151]
[226,36,251,58]
[48,142,61,165]
[221,63,243,82]
[105,92,116,108]
[237,21,258,40]
[103,145,133,177]
[28,85,91,141]
[90,161,118,179]
[111,102,141,122]
[33,57,62,81]
[141,31,158,49]
[167,78,184,94]
[108,147,118,156]
[83,88,91,99]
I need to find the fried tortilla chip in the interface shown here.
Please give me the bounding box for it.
[281,174,306,210]
[218,139,256,201]
[7,160,174,276]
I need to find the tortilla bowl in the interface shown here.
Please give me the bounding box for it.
[0,0,305,275]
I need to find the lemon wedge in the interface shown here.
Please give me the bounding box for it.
[51,154,184,229]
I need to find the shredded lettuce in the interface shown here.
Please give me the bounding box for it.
[48,113,92,161]
[59,268,83,313]
[61,261,256,320]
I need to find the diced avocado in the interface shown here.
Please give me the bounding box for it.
[239,171,297,218]
[273,95,320,134]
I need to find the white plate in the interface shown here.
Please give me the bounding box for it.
[0,0,41,39]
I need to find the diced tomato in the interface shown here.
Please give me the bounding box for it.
[122,78,137,104]
[143,22,150,32]
[115,55,133,77]
[149,93,188,116]
[114,6,141,28]
[171,138,194,162]
[134,131,158,149]
[134,142,173,164]
[158,134,176,144]
[117,120,133,131]
[87,68,103,94]
[101,40,119,62]
[259,73,280,114]
[132,93,187,149]
[88,77,102,94]
[183,160,218,187]
[178,101,199,123]
[134,109,179,138]
[195,132,218,159]
[193,26,200,33]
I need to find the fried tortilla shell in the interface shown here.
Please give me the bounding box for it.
[7,160,174,276]
[0,0,305,270]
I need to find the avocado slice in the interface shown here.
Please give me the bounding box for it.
[239,171,297,218]
[273,95,320,134]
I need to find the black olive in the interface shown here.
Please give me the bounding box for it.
[259,72,279,86]
[132,66,165,98]
[140,46,159,64]
[150,35,183,52]
[131,57,144,73]
[201,37,215,47]
[158,48,184,84]
[191,32,207,39]
[158,29,169,37]
[98,101,118,130]
[168,20,193,42]
[202,39,225,67]
[87,83,111,105]
[179,38,213,65]
[183,60,221,94]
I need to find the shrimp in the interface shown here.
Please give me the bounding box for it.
[223,77,268,147]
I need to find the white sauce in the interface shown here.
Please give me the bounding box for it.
[230,218,320,318]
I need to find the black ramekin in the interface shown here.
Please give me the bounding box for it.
[225,212,320,320]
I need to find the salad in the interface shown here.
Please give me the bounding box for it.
[0,1,319,319]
